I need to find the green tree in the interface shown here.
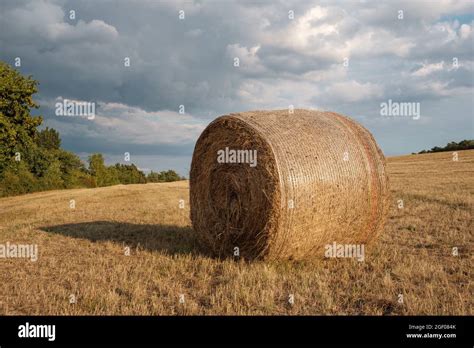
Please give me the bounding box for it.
[114,163,146,184]
[146,169,182,183]
[36,127,61,150]
[57,150,86,187]
[88,153,123,187]
[0,61,42,174]
[160,169,181,182]
[105,166,120,186]
[40,160,64,189]
[26,145,55,178]
[88,153,108,187]
[147,170,161,183]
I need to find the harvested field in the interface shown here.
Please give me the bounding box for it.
[0,150,472,315]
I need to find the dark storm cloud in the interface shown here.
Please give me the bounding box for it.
[62,136,194,157]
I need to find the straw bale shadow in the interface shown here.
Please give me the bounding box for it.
[40,221,204,256]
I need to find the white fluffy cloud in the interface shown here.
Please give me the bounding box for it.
[46,99,205,146]
[412,61,446,77]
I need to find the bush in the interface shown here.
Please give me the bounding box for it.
[0,162,38,196]
[147,169,182,183]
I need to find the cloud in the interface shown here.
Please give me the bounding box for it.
[0,1,118,44]
[412,61,445,77]
[226,44,266,75]
[0,0,472,168]
[324,80,383,103]
[93,102,205,145]
[43,98,206,146]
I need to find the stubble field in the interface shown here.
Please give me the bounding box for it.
[0,150,472,315]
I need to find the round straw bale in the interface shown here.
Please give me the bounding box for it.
[190,109,390,260]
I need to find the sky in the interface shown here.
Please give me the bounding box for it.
[1,0,473,176]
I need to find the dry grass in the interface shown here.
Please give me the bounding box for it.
[0,150,472,315]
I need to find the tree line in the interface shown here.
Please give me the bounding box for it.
[0,61,183,197]
[416,140,474,154]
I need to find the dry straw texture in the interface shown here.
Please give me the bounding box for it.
[190,109,390,260]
